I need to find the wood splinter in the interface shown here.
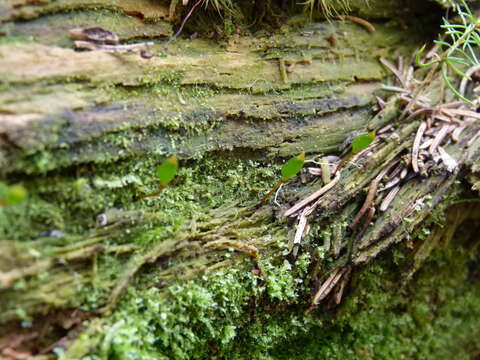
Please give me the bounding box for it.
[350,166,390,229]
[74,40,153,57]
[312,267,347,305]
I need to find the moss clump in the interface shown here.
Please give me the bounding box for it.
[69,251,315,360]
[65,220,480,360]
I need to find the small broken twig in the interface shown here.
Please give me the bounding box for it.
[412,122,427,173]
[350,166,390,229]
[312,267,347,304]
[74,41,153,54]
[284,171,341,217]
[337,15,376,33]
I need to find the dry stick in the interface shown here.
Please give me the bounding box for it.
[261,179,284,204]
[420,138,433,149]
[442,107,480,120]
[293,208,309,246]
[412,122,427,173]
[380,185,401,211]
[135,184,165,200]
[402,63,439,117]
[451,125,466,142]
[467,129,480,146]
[334,267,351,305]
[434,114,455,124]
[429,124,454,154]
[283,172,341,217]
[312,267,347,305]
[385,161,403,181]
[350,166,390,229]
[74,41,152,53]
[165,0,203,46]
[353,206,376,246]
[379,57,406,88]
[405,107,432,122]
[378,177,400,192]
[337,15,376,33]
[459,64,480,96]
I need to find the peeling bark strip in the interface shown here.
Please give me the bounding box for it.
[284,172,341,218]
[412,122,427,173]
[350,166,391,229]
[74,41,153,54]
[312,267,348,305]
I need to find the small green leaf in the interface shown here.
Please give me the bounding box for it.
[351,132,376,154]
[0,184,27,206]
[156,155,178,186]
[281,153,305,181]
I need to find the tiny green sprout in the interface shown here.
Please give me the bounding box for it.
[135,155,178,200]
[281,153,305,181]
[351,132,376,154]
[156,155,178,186]
[0,183,27,206]
[262,153,305,203]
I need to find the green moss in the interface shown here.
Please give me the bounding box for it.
[63,221,480,360]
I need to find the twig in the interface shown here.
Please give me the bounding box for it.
[429,124,453,154]
[467,129,480,146]
[354,206,376,242]
[337,15,376,33]
[293,208,310,247]
[74,41,152,53]
[451,125,465,142]
[441,107,480,120]
[379,186,401,211]
[412,122,427,173]
[378,177,400,192]
[165,0,203,46]
[312,267,347,304]
[334,267,351,304]
[283,172,340,217]
[350,166,390,229]
[459,64,480,96]
[405,107,433,122]
[379,57,406,88]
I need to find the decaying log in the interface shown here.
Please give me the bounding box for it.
[1,1,480,359]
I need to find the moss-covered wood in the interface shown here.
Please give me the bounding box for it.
[1,1,479,359]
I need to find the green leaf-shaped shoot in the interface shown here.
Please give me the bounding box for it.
[135,155,179,200]
[351,132,375,154]
[281,153,305,181]
[0,183,27,206]
[156,155,179,186]
[262,153,305,203]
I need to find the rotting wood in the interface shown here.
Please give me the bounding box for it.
[0,2,480,358]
